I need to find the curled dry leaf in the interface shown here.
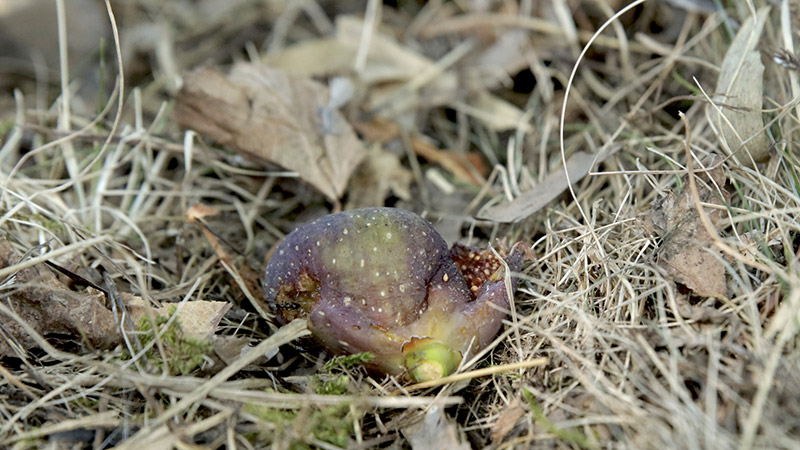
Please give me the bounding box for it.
[0,237,117,356]
[709,7,771,167]
[175,63,367,201]
[644,155,729,299]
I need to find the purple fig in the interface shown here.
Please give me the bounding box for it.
[263,207,522,382]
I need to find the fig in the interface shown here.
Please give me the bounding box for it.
[263,207,522,382]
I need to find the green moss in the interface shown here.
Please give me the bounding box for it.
[315,374,350,396]
[122,306,213,375]
[322,351,374,372]
[313,351,374,395]
[70,396,99,410]
[244,401,353,449]
[242,352,373,447]
[30,213,68,236]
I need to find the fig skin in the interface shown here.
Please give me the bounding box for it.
[263,207,522,382]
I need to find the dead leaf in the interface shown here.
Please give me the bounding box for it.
[206,335,275,373]
[0,237,117,356]
[346,145,413,209]
[125,296,230,340]
[709,7,771,166]
[644,155,729,298]
[174,63,367,201]
[478,150,603,222]
[403,406,471,450]
[491,398,525,444]
[335,16,453,86]
[351,118,402,144]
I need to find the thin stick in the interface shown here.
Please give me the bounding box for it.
[404,358,549,392]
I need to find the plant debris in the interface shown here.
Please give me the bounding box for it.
[644,155,729,298]
[0,237,117,356]
[175,63,367,201]
[708,7,771,166]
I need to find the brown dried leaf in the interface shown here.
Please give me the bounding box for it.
[186,203,220,222]
[351,118,401,144]
[0,237,117,356]
[206,335,274,374]
[175,64,367,201]
[210,335,251,366]
[645,156,729,298]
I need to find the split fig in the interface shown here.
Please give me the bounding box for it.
[263,207,522,382]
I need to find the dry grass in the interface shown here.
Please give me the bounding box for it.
[1,0,799,449]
